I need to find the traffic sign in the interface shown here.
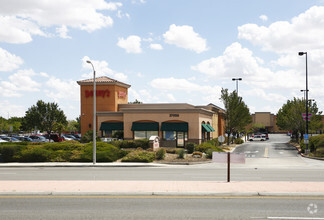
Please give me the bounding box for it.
[304,134,309,140]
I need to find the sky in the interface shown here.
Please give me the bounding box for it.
[1,0,324,120]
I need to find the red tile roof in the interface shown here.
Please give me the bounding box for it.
[77,76,131,88]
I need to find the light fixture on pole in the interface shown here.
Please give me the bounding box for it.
[232,78,242,95]
[299,51,309,153]
[86,60,96,164]
[300,89,307,100]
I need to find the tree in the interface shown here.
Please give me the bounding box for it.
[23,100,67,135]
[220,88,252,145]
[128,99,143,104]
[276,97,322,142]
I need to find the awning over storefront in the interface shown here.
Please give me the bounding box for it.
[100,122,123,131]
[161,122,188,132]
[202,124,212,132]
[207,124,215,132]
[202,124,215,132]
[131,122,159,131]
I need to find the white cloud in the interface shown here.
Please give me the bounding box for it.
[0,0,121,43]
[259,15,268,21]
[45,76,79,102]
[0,16,46,44]
[0,69,41,97]
[238,6,324,53]
[56,25,71,39]
[0,47,24,71]
[150,43,163,50]
[0,100,25,118]
[163,24,208,53]
[167,93,176,102]
[117,35,142,54]
[81,56,128,82]
[150,77,223,106]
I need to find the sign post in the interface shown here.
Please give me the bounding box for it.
[212,152,245,182]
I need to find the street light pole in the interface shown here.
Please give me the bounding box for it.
[232,78,242,95]
[87,60,96,164]
[299,52,308,153]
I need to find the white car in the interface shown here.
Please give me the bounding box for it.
[251,135,266,141]
[0,138,8,142]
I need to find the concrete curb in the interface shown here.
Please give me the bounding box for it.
[0,191,324,197]
[0,162,173,168]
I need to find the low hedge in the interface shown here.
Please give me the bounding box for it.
[195,142,224,153]
[0,141,125,163]
[111,139,150,150]
[121,150,155,163]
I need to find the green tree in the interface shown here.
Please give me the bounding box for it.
[220,88,252,145]
[67,119,80,133]
[8,117,23,133]
[128,99,143,104]
[23,100,67,135]
[276,97,322,142]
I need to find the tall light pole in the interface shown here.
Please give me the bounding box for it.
[299,51,308,153]
[87,60,96,164]
[232,78,242,95]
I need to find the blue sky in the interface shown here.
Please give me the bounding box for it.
[1,0,324,120]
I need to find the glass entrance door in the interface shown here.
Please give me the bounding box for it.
[177,132,184,147]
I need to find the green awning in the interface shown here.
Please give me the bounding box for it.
[207,124,215,132]
[202,124,212,132]
[161,122,188,132]
[100,122,123,131]
[131,122,159,131]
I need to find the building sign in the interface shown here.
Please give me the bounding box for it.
[85,90,110,98]
[118,91,127,98]
[169,114,179,117]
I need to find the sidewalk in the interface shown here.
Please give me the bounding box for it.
[0,180,324,196]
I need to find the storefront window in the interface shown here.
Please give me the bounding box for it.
[134,131,158,139]
[163,131,176,140]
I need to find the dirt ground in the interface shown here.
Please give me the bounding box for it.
[155,144,237,164]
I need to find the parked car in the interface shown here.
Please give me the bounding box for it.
[71,134,81,141]
[0,138,8,142]
[1,136,21,142]
[101,137,117,142]
[62,134,75,141]
[251,135,266,141]
[28,135,48,142]
[15,136,33,142]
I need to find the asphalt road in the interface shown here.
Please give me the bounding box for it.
[0,195,323,220]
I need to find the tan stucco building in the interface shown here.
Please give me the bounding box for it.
[77,76,225,147]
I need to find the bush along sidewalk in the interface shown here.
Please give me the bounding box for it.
[0,141,126,163]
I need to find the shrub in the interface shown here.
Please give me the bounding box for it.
[117,139,150,150]
[81,142,123,162]
[205,148,214,159]
[0,144,24,162]
[206,138,220,147]
[121,150,155,163]
[176,148,186,159]
[185,142,195,154]
[155,148,166,160]
[196,142,224,159]
[19,147,51,162]
[80,130,100,143]
[234,138,244,144]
